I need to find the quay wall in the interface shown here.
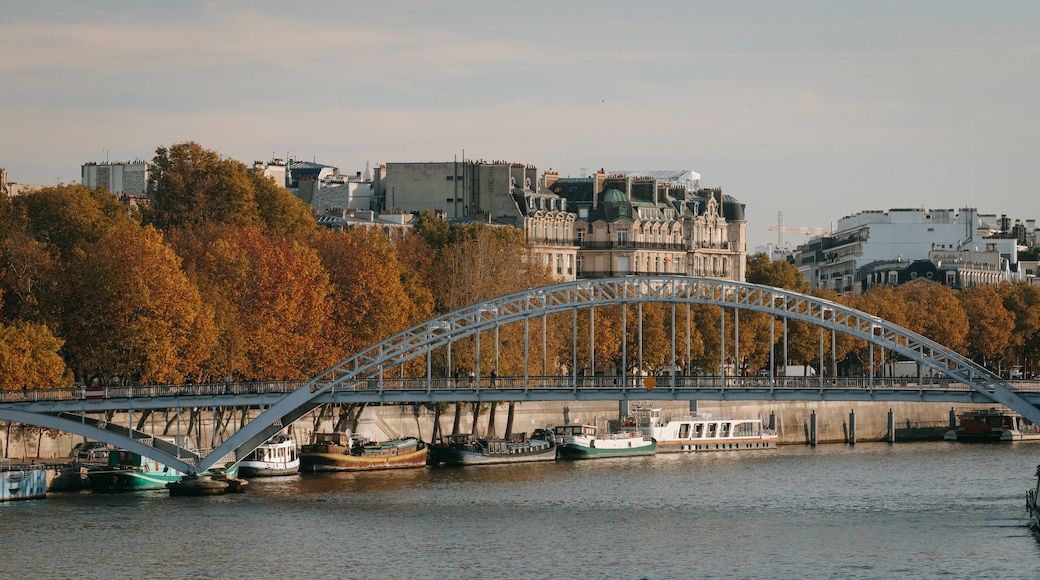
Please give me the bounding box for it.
[2,400,972,460]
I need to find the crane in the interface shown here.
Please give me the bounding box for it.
[768,211,830,249]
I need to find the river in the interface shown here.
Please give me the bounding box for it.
[3,442,1040,579]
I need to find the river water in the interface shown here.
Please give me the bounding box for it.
[3,442,1040,579]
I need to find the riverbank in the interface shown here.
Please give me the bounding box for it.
[2,399,980,461]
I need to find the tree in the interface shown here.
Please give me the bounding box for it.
[0,319,70,390]
[251,169,318,240]
[174,225,336,380]
[59,222,215,384]
[0,200,57,321]
[313,227,419,356]
[15,183,134,257]
[746,253,808,291]
[896,281,968,353]
[998,282,1040,370]
[148,141,260,230]
[957,285,1014,367]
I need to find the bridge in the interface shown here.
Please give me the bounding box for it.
[2,276,1037,474]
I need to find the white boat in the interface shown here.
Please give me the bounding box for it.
[554,423,656,460]
[633,408,777,452]
[239,433,300,477]
[0,460,47,502]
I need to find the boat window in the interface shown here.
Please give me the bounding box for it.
[694,424,704,438]
[679,424,690,439]
[707,423,718,437]
[721,423,731,437]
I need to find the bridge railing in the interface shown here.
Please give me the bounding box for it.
[5,377,1039,404]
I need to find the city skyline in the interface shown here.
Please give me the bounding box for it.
[3,1,1039,251]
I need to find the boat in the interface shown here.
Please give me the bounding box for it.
[427,431,557,466]
[944,408,1040,442]
[87,438,237,492]
[300,431,428,472]
[0,460,47,502]
[167,471,249,496]
[239,433,300,477]
[632,408,778,452]
[554,423,656,460]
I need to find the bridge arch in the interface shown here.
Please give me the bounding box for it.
[190,276,1034,473]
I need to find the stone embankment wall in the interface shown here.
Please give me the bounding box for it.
[2,400,974,459]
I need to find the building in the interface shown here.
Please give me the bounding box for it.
[81,161,149,200]
[373,160,579,280]
[792,207,1027,294]
[1,167,44,198]
[547,169,746,281]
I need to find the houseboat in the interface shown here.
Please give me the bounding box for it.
[554,423,656,460]
[427,432,557,466]
[633,408,778,452]
[944,408,1040,442]
[300,431,428,472]
[239,433,300,477]
[0,461,47,502]
[87,438,237,492]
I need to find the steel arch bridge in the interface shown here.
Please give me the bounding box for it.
[2,276,1036,474]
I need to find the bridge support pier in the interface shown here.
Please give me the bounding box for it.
[848,409,856,446]
[949,407,956,429]
[809,411,817,447]
[887,408,895,443]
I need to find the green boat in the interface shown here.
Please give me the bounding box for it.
[87,445,237,492]
[554,423,657,459]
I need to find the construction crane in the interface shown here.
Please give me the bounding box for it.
[769,211,830,249]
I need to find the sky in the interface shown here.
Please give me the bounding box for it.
[3,1,1039,252]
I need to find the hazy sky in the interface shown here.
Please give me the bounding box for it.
[3,1,1038,251]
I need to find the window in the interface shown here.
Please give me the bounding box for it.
[617,230,628,247]
[576,256,584,275]
[577,230,585,247]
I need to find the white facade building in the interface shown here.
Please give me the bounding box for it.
[81,161,149,198]
[793,207,1024,293]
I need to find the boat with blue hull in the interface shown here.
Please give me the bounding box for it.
[1,460,47,502]
[428,432,557,466]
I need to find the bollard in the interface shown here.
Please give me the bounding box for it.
[849,409,856,446]
[888,408,895,443]
[810,410,817,447]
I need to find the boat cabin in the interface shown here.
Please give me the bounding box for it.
[555,424,596,437]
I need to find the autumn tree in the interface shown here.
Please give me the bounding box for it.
[896,280,968,353]
[0,199,57,321]
[0,317,71,390]
[313,226,426,357]
[251,169,318,240]
[147,141,261,230]
[957,285,1014,367]
[59,222,215,384]
[173,225,336,380]
[997,282,1040,370]
[746,253,808,291]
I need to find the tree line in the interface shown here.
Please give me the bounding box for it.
[1,141,1038,389]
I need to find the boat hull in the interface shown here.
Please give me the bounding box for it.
[557,441,656,460]
[301,439,428,472]
[88,469,183,492]
[654,438,777,452]
[238,463,300,477]
[429,442,557,466]
[0,467,47,502]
